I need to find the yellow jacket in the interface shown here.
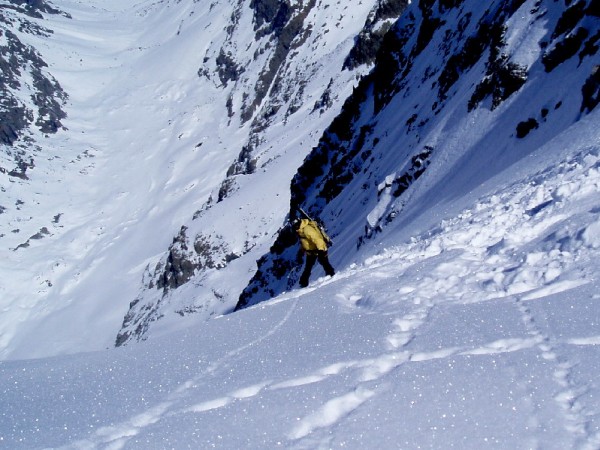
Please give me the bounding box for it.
[297,219,329,252]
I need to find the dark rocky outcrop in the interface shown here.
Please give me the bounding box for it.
[343,0,410,70]
[581,65,600,113]
[2,0,67,19]
[242,0,316,124]
[542,0,599,72]
[516,117,539,138]
[1,2,68,151]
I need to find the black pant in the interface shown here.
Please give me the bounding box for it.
[300,251,335,287]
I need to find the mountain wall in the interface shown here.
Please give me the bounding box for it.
[237,0,600,309]
[3,0,403,357]
[0,0,68,176]
[116,0,406,345]
[113,0,409,346]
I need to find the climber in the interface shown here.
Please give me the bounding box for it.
[293,216,335,287]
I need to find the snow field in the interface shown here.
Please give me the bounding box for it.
[2,144,600,448]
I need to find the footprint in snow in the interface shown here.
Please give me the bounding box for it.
[288,387,375,440]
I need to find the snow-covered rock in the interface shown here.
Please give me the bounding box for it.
[238,0,600,309]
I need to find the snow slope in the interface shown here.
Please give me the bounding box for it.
[1,0,600,447]
[238,0,600,309]
[1,116,600,448]
[1,0,392,359]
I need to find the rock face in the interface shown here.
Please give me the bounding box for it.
[343,0,410,70]
[0,1,68,178]
[236,0,600,310]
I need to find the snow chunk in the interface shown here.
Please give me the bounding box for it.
[582,220,600,249]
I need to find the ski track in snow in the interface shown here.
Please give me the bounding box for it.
[54,148,600,449]
[270,148,600,447]
[60,298,301,449]
[513,294,589,443]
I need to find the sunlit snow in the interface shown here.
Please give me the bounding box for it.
[1,0,600,449]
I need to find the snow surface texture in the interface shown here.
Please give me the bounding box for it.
[2,129,600,448]
[1,0,600,447]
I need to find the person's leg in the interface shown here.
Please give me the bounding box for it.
[317,251,335,277]
[300,252,317,287]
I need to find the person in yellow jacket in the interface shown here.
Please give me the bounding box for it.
[293,218,335,287]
